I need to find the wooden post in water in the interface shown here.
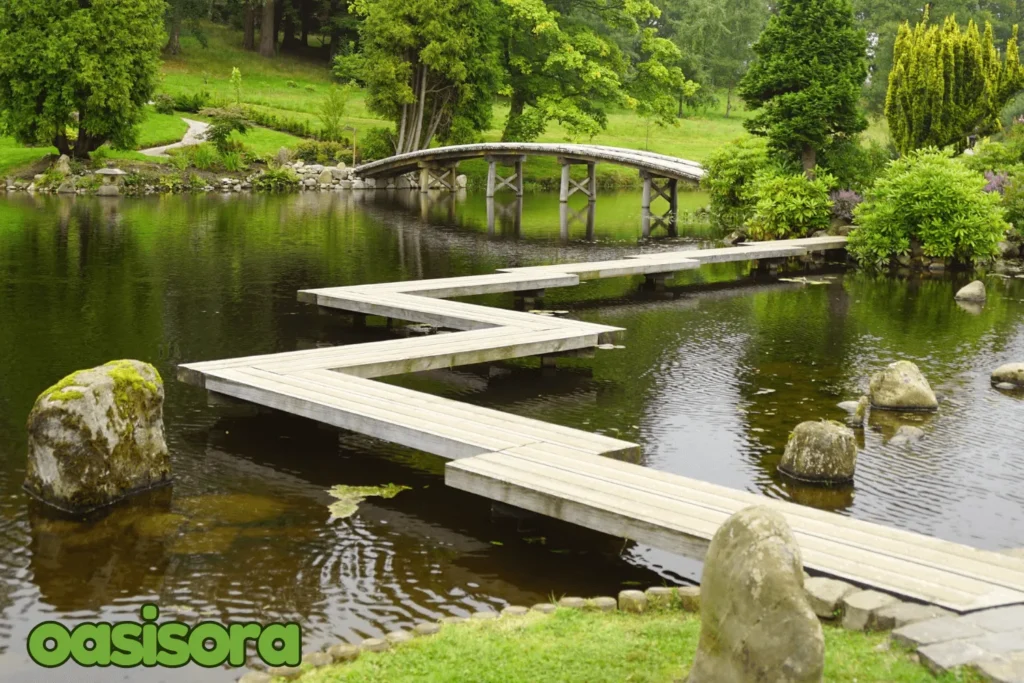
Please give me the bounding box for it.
[587,163,597,203]
[419,165,431,194]
[515,159,524,197]
[486,161,497,198]
[560,162,572,203]
[641,172,652,237]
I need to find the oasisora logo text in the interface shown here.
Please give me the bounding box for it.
[27,604,301,668]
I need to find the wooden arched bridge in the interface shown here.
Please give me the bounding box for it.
[353,143,704,232]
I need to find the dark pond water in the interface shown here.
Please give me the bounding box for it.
[0,189,1022,681]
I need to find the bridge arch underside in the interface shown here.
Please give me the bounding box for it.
[353,143,705,235]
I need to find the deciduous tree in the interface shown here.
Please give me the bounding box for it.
[0,0,166,158]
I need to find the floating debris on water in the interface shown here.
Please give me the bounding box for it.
[326,483,412,521]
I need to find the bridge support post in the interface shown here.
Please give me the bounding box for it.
[487,196,523,236]
[485,155,526,198]
[418,162,459,193]
[559,157,596,203]
[640,171,679,238]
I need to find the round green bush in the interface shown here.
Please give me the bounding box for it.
[701,136,770,229]
[746,169,835,240]
[849,148,1009,266]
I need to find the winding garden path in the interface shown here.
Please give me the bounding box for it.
[139,118,209,158]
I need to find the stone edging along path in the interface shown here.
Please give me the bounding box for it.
[235,570,1024,682]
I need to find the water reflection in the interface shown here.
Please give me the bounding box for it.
[0,190,1022,682]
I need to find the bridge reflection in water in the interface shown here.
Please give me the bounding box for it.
[354,143,705,239]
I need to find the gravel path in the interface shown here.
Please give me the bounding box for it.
[139,118,210,158]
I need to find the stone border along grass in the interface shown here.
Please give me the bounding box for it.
[233,574,1019,683]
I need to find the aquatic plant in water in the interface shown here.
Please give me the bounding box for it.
[327,483,411,520]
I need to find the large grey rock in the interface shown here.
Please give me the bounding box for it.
[779,420,858,484]
[869,361,938,411]
[318,169,334,184]
[56,180,77,195]
[955,280,987,302]
[889,425,925,446]
[688,506,823,683]
[54,155,72,175]
[25,360,171,513]
[456,174,468,189]
[992,363,1024,388]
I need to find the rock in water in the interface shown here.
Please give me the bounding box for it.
[868,361,938,411]
[779,420,858,484]
[688,506,824,683]
[992,363,1024,388]
[954,280,986,302]
[25,360,171,513]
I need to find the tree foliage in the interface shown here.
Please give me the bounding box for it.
[739,0,868,173]
[852,0,1023,115]
[0,0,167,158]
[498,0,694,142]
[655,0,767,116]
[885,11,1024,155]
[849,148,1008,265]
[337,0,503,153]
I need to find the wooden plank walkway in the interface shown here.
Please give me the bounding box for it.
[178,235,1024,613]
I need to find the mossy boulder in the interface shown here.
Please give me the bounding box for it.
[868,360,938,412]
[688,506,824,683]
[779,420,858,485]
[25,360,171,513]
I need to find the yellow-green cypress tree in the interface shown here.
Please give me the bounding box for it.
[886,10,1024,155]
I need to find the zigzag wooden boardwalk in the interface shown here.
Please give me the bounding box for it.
[178,235,1024,613]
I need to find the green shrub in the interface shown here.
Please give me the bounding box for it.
[359,127,396,162]
[172,91,210,114]
[76,174,102,192]
[89,146,110,168]
[38,167,66,189]
[818,137,893,192]
[294,140,350,164]
[169,151,190,170]
[961,133,1024,175]
[154,94,175,115]
[188,143,218,171]
[221,151,246,173]
[701,136,771,229]
[746,169,835,240]
[252,166,301,192]
[319,86,350,143]
[200,107,249,155]
[241,106,314,139]
[1001,173,1024,230]
[849,148,1008,266]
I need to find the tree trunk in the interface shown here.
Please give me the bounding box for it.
[165,15,182,55]
[282,13,299,51]
[259,0,276,57]
[53,130,72,158]
[409,66,428,152]
[726,88,732,118]
[801,144,816,177]
[501,91,526,141]
[243,6,256,50]
[397,104,408,154]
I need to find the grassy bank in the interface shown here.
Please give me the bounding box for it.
[293,608,980,683]
[0,22,892,185]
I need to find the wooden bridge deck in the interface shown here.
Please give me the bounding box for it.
[178,235,1024,613]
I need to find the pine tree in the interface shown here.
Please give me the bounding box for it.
[886,11,1024,155]
[738,0,868,175]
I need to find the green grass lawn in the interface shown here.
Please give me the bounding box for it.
[0,21,894,180]
[293,609,981,683]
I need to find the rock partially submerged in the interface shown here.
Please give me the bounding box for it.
[688,506,824,683]
[779,420,858,485]
[991,363,1024,388]
[25,360,170,514]
[869,361,938,412]
[954,280,986,303]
